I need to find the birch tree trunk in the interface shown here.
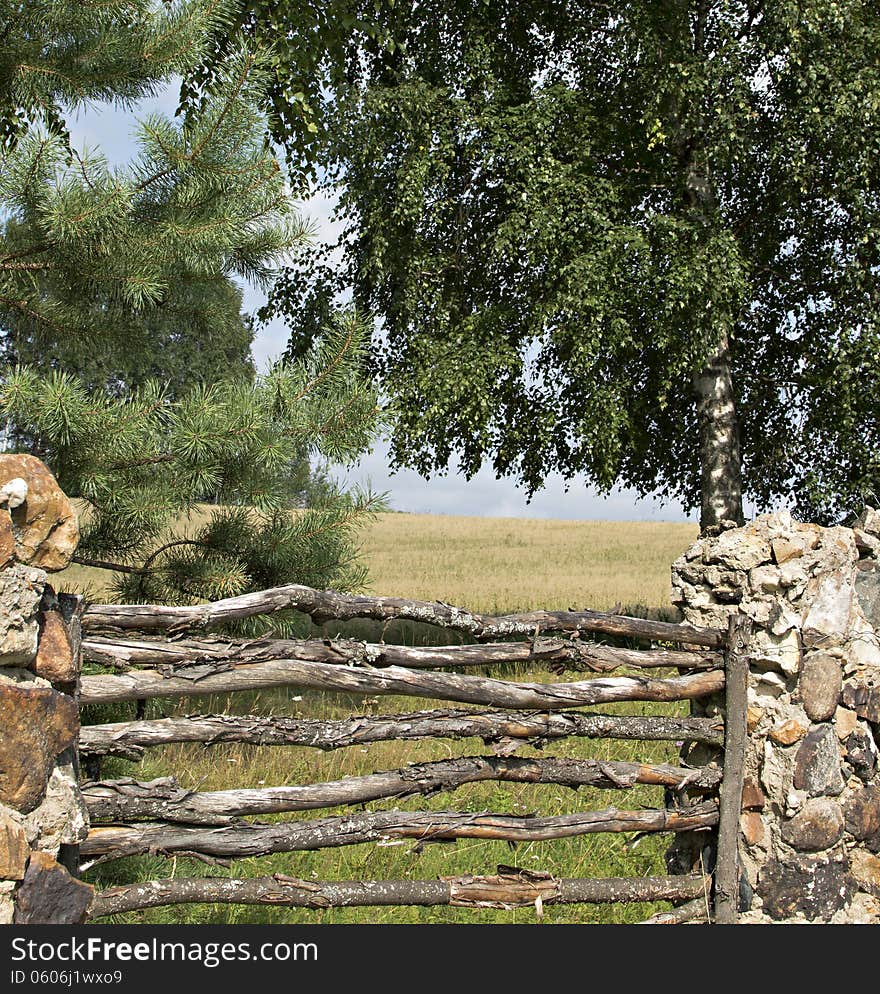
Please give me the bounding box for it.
[687,7,745,533]
[694,327,744,531]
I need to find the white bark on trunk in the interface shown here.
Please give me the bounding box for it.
[694,329,744,531]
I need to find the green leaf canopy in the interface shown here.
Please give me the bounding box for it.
[255,0,880,524]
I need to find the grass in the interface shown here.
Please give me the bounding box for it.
[63,511,702,925]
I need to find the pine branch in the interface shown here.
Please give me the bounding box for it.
[0,3,384,616]
[73,556,142,575]
[140,539,209,573]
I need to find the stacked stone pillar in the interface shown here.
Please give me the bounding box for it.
[0,454,92,924]
[671,510,880,923]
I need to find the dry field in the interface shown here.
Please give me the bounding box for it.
[60,510,697,614]
[362,513,697,614]
[67,511,702,925]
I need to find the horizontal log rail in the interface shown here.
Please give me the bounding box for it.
[82,583,723,647]
[78,656,724,708]
[80,802,719,864]
[78,708,725,759]
[84,757,721,825]
[89,870,707,918]
[640,898,710,924]
[82,634,721,673]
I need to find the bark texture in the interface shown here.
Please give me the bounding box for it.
[79,708,725,760]
[78,657,725,707]
[84,757,722,825]
[81,802,720,863]
[82,583,723,646]
[714,614,752,925]
[640,898,710,924]
[694,330,745,531]
[82,634,720,673]
[89,871,707,918]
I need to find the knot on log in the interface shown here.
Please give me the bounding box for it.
[445,864,560,909]
[158,659,235,682]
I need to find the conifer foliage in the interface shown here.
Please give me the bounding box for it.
[2,318,384,604]
[0,1,385,608]
[0,5,300,342]
[1,0,233,145]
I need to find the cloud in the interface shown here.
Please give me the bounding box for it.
[333,437,697,522]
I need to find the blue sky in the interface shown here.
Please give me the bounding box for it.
[65,86,698,522]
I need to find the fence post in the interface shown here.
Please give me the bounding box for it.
[714,612,751,924]
[0,455,91,924]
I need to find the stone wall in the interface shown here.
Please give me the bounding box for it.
[0,454,92,924]
[671,510,880,923]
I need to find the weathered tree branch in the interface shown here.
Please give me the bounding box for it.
[640,897,710,924]
[84,757,722,825]
[80,802,720,863]
[73,556,142,575]
[89,870,707,918]
[78,656,724,707]
[82,634,721,673]
[82,583,723,647]
[78,708,725,760]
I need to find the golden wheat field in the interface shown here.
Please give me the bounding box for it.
[67,511,702,926]
[59,510,698,613]
[361,513,697,613]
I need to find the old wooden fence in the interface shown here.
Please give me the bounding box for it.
[72,584,751,923]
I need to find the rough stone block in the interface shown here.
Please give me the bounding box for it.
[761,737,793,799]
[844,727,878,782]
[23,762,89,857]
[851,850,880,897]
[742,779,766,811]
[746,704,764,732]
[800,653,843,722]
[0,811,28,879]
[0,880,14,924]
[749,629,801,675]
[835,705,859,740]
[0,511,14,570]
[0,681,78,812]
[769,718,807,746]
[854,563,880,630]
[854,528,880,557]
[844,786,880,841]
[842,677,880,724]
[12,851,93,924]
[772,536,806,565]
[33,602,76,684]
[706,528,772,570]
[741,811,765,847]
[0,455,79,571]
[754,670,787,698]
[778,556,809,587]
[781,797,844,852]
[742,597,773,626]
[0,564,45,666]
[793,725,845,796]
[769,600,802,638]
[802,571,854,645]
[758,855,855,921]
[847,602,880,671]
[856,507,880,540]
[750,565,781,593]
